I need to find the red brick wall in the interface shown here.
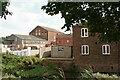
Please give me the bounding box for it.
[29,26,62,44]
[73,25,119,73]
[48,31,57,43]
[56,37,73,46]
[29,26,48,40]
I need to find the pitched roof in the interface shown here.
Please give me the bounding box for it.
[13,34,47,41]
[37,26,61,33]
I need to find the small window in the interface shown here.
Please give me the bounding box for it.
[39,33,40,35]
[36,32,37,36]
[58,47,64,51]
[102,45,110,54]
[66,40,69,43]
[81,45,89,55]
[81,28,88,37]
[54,36,56,41]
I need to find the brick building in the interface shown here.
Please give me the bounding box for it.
[56,34,73,46]
[29,26,63,44]
[73,25,120,73]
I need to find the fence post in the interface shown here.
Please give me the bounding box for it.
[39,47,42,58]
[27,47,31,56]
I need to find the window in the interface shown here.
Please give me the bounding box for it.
[15,38,17,41]
[66,40,69,43]
[36,32,37,36]
[81,28,88,37]
[39,33,40,35]
[58,47,64,51]
[53,36,56,41]
[102,45,110,54]
[17,45,20,48]
[81,45,89,55]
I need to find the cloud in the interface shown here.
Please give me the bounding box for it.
[0,0,69,37]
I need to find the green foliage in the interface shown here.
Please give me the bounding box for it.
[16,65,64,80]
[35,53,39,58]
[2,54,25,76]
[80,69,119,80]
[66,63,79,80]
[80,69,94,79]
[42,2,120,42]
[0,0,12,19]
[93,72,119,79]
[1,53,120,80]
[2,53,65,80]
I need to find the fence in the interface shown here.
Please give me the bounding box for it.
[9,49,30,56]
[8,47,51,57]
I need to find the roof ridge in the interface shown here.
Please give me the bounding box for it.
[37,25,61,32]
[12,34,47,41]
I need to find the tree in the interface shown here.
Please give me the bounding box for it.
[41,2,120,42]
[0,0,12,19]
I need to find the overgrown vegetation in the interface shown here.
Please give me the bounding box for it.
[80,69,119,80]
[1,53,120,80]
[2,53,65,80]
[66,63,120,80]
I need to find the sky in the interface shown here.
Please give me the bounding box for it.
[0,0,70,37]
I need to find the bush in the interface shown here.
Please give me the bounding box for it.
[93,72,119,78]
[80,69,119,80]
[2,53,65,80]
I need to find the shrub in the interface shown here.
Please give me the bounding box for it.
[93,72,119,79]
[80,69,119,80]
[2,53,65,80]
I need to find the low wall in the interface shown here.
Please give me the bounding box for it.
[30,50,39,56]
[51,46,71,58]
[44,58,74,70]
[39,47,51,58]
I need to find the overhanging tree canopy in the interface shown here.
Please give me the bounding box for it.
[41,2,120,42]
[0,0,12,19]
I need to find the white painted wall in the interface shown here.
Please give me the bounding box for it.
[0,44,10,53]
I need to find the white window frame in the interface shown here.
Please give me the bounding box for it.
[81,45,89,55]
[81,28,88,37]
[102,45,110,55]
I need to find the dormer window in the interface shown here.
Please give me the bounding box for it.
[81,28,88,37]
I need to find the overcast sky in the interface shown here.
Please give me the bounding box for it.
[0,0,70,37]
